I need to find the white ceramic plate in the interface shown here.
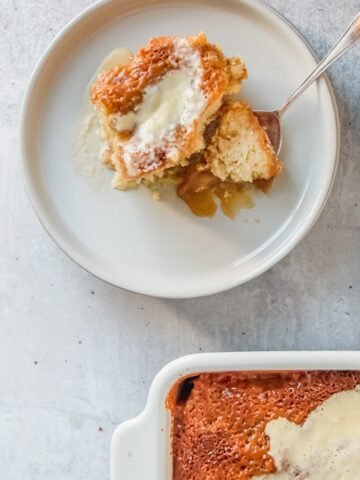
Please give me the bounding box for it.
[110,351,360,480]
[21,0,339,298]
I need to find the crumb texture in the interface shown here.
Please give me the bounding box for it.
[205,102,282,183]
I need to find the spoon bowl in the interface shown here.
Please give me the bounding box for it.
[254,110,282,154]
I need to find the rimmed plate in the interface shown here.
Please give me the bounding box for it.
[20,0,339,298]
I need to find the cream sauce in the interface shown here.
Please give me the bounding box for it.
[72,48,131,188]
[257,386,360,479]
[111,38,206,176]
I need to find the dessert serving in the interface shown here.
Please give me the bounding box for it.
[168,371,360,479]
[23,0,343,293]
[91,34,246,188]
[88,33,282,218]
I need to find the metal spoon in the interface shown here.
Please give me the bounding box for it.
[254,13,360,154]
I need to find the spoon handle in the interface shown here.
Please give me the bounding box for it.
[277,13,360,117]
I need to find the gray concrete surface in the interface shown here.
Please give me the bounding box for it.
[1,0,360,478]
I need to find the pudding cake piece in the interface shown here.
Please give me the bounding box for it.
[91,34,247,189]
[205,101,282,183]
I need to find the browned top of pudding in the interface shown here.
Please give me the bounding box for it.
[91,33,246,116]
[168,371,360,480]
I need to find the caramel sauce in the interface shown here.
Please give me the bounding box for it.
[117,129,134,141]
[254,177,274,193]
[177,163,255,219]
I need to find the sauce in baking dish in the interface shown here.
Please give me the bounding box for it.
[168,371,360,479]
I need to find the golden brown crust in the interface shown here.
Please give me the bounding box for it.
[91,37,177,115]
[91,33,247,116]
[170,371,360,480]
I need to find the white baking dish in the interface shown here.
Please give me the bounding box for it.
[110,351,360,479]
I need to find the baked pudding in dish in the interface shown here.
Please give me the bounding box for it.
[168,371,360,479]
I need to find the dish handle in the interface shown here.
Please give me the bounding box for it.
[111,411,169,480]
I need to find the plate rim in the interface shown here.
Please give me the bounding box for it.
[19,0,340,299]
